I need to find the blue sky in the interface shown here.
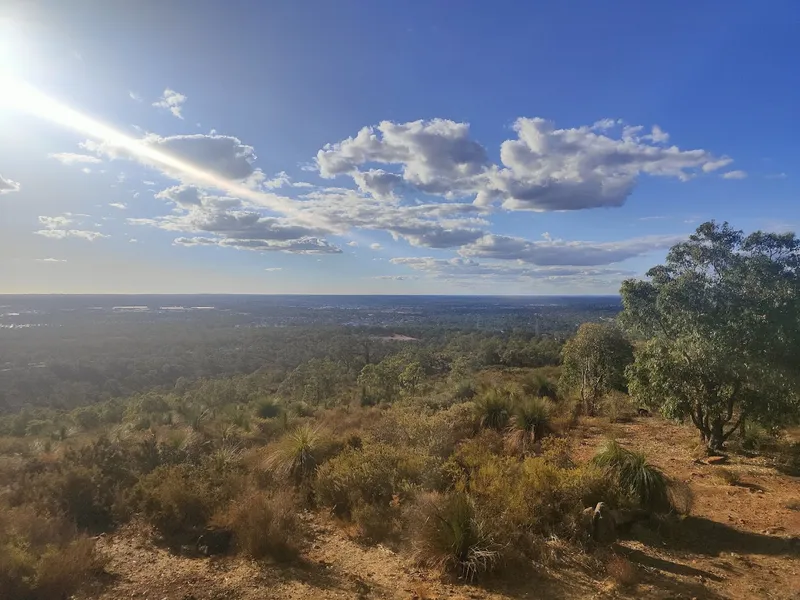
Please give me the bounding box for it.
[0,0,797,294]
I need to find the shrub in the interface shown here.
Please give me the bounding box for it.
[591,440,672,512]
[521,373,558,400]
[602,392,635,423]
[0,506,106,600]
[255,398,282,419]
[715,468,741,486]
[413,492,499,581]
[264,424,326,484]
[213,490,301,561]
[474,389,511,431]
[352,500,402,544]
[135,464,234,539]
[315,443,428,517]
[452,380,477,401]
[606,554,638,588]
[505,397,552,456]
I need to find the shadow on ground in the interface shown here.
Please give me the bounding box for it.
[637,516,798,557]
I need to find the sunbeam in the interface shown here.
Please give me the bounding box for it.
[0,75,331,230]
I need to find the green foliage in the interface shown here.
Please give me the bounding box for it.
[521,373,558,400]
[414,492,499,581]
[602,392,635,423]
[474,388,512,430]
[505,397,553,456]
[560,323,633,416]
[452,379,477,401]
[255,398,282,419]
[591,440,672,512]
[315,442,428,517]
[265,424,325,483]
[621,221,800,450]
[135,464,236,538]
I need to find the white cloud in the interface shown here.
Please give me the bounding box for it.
[721,170,747,180]
[82,133,257,181]
[373,275,418,281]
[152,88,187,119]
[0,174,20,195]
[347,241,358,247]
[129,238,138,243]
[370,243,382,250]
[766,172,787,180]
[135,185,340,255]
[264,267,283,272]
[38,215,74,229]
[129,91,142,102]
[35,258,67,263]
[391,256,635,286]
[297,187,488,249]
[174,236,340,254]
[109,202,128,210]
[35,229,109,241]
[48,153,102,166]
[317,117,734,211]
[458,233,685,266]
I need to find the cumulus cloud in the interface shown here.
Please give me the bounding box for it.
[49,153,103,166]
[38,215,74,229]
[152,88,187,119]
[296,187,489,249]
[721,170,747,179]
[109,202,128,210]
[347,241,358,247]
[458,233,685,266]
[316,117,734,211]
[0,174,20,194]
[370,243,382,250]
[136,185,340,255]
[81,133,257,181]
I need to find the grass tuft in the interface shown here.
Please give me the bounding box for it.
[592,439,672,512]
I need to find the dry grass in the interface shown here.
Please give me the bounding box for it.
[606,554,638,588]
[213,489,302,561]
[715,467,742,486]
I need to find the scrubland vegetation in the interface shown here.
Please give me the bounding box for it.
[0,222,798,599]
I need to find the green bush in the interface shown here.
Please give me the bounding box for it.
[135,464,235,539]
[474,389,512,431]
[315,442,429,517]
[601,392,635,423]
[264,424,326,484]
[452,379,477,401]
[591,439,672,512]
[505,397,552,456]
[413,492,499,581]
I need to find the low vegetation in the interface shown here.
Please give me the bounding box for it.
[0,222,797,597]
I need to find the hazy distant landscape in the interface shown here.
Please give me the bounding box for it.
[0,294,621,330]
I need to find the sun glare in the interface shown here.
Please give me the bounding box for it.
[0,70,327,229]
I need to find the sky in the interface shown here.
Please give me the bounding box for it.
[0,0,798,295]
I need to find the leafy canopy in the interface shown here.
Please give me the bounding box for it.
[559,323,633,416]
[621,221,800,449]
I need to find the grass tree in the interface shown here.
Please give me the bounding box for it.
[621,222,800,452]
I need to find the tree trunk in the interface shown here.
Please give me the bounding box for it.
[708,419,725,452]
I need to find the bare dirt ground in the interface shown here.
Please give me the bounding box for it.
[79,418,799,600]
